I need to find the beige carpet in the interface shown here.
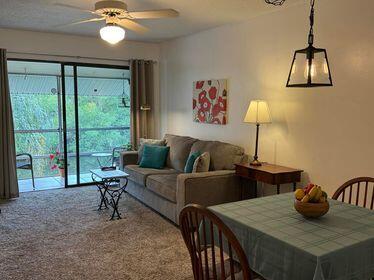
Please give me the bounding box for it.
[0,186,193,280]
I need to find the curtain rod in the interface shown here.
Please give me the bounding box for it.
[7,51,157,64]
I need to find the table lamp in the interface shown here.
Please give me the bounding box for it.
[244,100,272,166]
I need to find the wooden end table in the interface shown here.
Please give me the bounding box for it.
[235,163,303,197]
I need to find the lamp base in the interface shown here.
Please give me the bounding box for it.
[250,159,262,166]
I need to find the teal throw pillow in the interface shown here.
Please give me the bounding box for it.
[139,145,170,169]
[184,151,201,173]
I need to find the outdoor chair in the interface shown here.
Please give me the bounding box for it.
[112,146,127,167]
[16,153,35,190]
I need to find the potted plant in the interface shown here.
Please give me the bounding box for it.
[124,143,133,151]
[49,150,66,178]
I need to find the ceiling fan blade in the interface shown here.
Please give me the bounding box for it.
[56,17,105,28]
[54,3,97,14]
[127,9,179,19]
[117,19,149,33]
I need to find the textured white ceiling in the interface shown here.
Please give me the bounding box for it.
[0,0,301,42]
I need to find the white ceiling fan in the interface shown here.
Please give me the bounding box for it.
[55,0,179,44]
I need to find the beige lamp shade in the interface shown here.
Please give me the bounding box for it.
[244,100,272,124]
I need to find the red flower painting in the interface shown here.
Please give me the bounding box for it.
[193,79,227,125]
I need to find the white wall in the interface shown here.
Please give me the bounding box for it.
[0,28,162,137]
[160,0,374,195]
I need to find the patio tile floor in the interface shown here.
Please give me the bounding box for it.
[18,173,94,192]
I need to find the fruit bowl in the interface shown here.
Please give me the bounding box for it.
[294,200,329,218]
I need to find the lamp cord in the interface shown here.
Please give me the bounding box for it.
[308,0,315,45]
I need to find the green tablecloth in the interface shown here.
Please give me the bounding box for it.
[208,193,374,280]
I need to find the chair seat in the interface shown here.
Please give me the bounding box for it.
[16,162,31,169]
[207,258,241,280]
[202,250,264,280]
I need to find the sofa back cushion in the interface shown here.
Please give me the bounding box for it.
[190,140,245,171]
[164,134,198,172]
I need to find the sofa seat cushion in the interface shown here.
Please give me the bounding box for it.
[124,165,178,186]
[190,140,245,171]
[146,173,179,203]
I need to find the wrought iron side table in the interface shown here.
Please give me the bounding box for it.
[90,169,129,220]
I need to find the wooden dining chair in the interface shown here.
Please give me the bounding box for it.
[179,204,256,280]
[332,177,374,209]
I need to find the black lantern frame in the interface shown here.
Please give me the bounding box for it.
[286,0,333,88]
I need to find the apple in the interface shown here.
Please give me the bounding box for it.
[303,183,315,194]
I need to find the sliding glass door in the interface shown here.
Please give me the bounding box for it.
[9,59,130,190]
[8,60,63,191]
[62,63,130,187]
[75,66,130,184]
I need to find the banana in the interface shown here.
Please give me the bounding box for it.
[295,189,305,200]
[301,194,310,203]
[309,186,319,201]
[313,188,323,202]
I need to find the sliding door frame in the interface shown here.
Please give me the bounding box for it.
[62,61,129,188]
[8,58,129,188]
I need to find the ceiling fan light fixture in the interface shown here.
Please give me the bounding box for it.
[100,23,125,44]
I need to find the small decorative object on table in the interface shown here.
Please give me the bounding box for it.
[243,100,272,166]
[49,149,66,178]
[294,183,329,218]
[90,169,129,220]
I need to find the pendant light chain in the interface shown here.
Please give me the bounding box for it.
[308,0,315,45]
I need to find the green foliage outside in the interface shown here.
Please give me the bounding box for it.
[10,74,131,180]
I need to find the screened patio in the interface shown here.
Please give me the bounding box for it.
[8,61,131,191]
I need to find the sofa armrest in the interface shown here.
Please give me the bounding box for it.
[120,151,139,170]
[176,170,241,215]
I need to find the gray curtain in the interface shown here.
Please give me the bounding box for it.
[0,49,19,199]
[130,59,155,149]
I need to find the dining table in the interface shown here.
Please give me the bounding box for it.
[207,193,374,280]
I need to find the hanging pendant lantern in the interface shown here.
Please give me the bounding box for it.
[286,0,332,87]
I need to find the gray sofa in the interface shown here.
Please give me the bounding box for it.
[120,134,247,224]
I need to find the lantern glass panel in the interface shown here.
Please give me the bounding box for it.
[310,50,331,84]
[288,51,308,85]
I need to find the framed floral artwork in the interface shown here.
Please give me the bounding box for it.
[193,79,227,125]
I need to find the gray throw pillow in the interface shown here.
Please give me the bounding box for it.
[192,152,210,173]
[138,138,166,164]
